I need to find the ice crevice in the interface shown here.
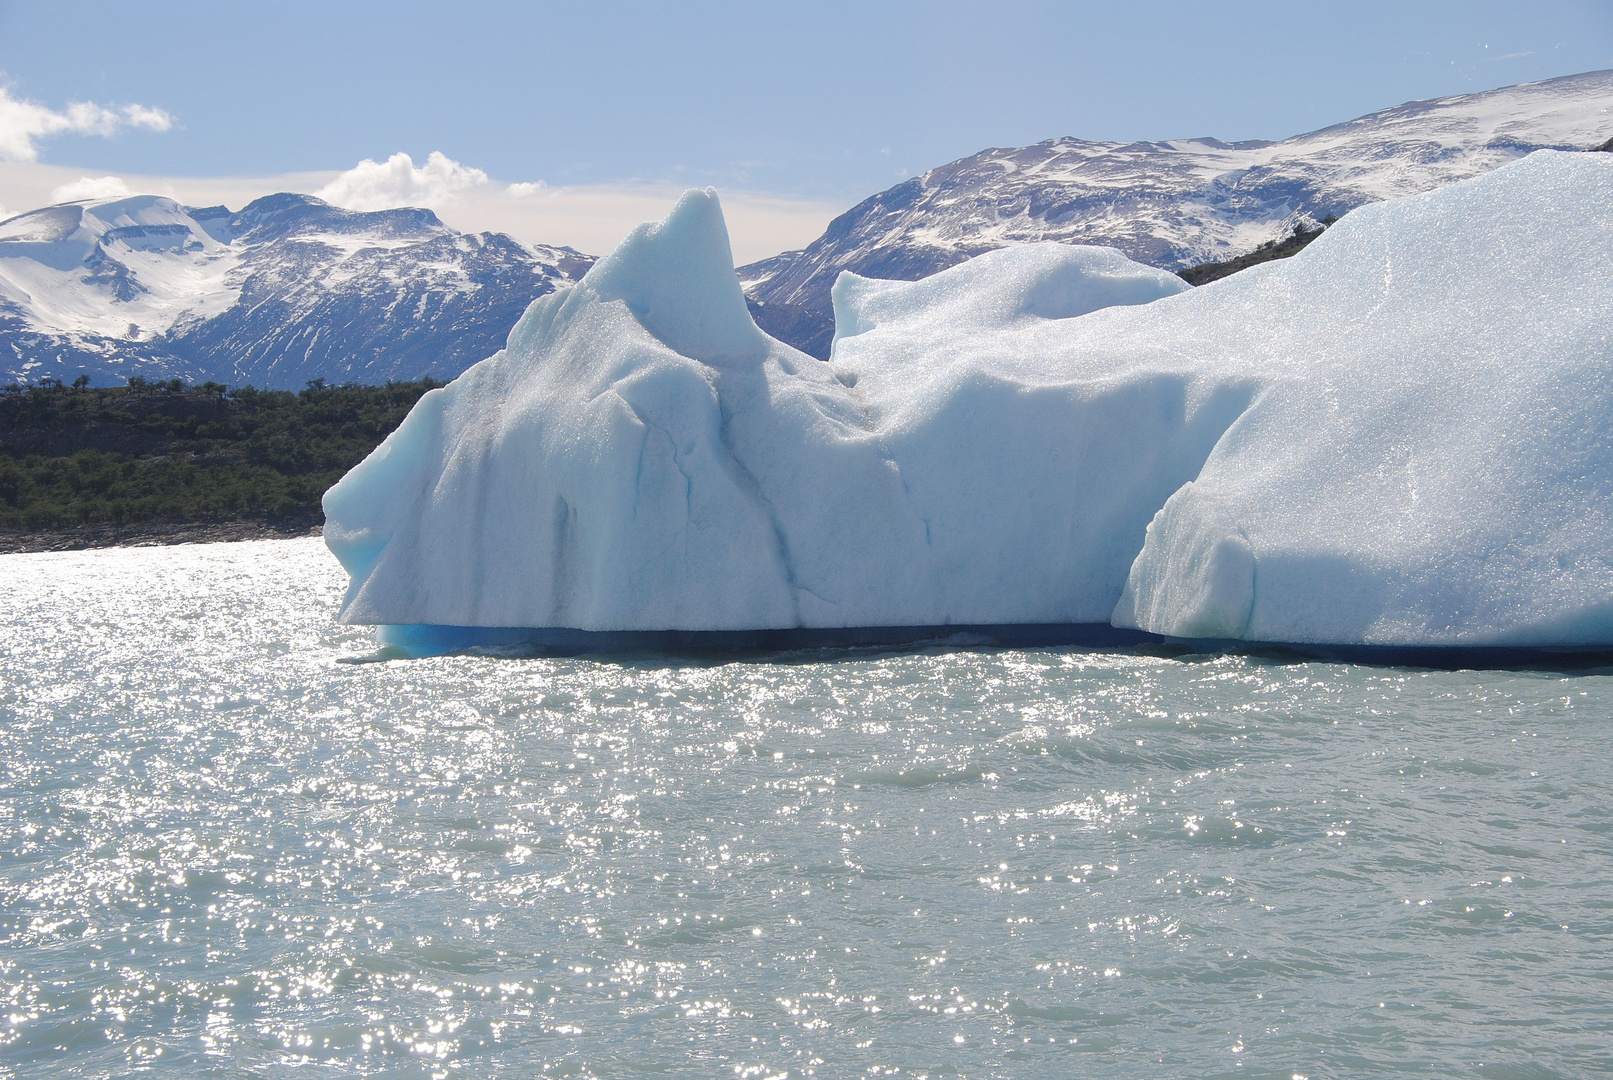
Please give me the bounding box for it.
[711,390,812,625]
[325,154,1613,647]
[621,397,696,532]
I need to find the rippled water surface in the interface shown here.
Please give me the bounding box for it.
[4,538,1613,1079]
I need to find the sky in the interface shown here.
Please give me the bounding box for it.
[0,0,1610,261]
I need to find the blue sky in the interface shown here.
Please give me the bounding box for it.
[0,0,1610,258]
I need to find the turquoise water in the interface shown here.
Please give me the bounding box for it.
[3,538,1611,1078]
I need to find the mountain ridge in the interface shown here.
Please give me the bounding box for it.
[1,70,1608,381]
[740,69,1613,356]
[0,193,592,389]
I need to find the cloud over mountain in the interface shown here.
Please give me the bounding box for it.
[0,86,173,162]
[49,175,133,202]
[314,151,489,212]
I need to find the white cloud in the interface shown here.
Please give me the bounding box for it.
[120,104,173,131]
[314,151,488,211]
[506,180,546,197]
[0,86,172,162]
[50,175,133,203]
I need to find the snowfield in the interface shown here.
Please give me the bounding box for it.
[325,151,1613,648]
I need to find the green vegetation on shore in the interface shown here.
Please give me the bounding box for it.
[0,377,440,539]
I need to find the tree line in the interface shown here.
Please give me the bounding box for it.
[0,377,442,535]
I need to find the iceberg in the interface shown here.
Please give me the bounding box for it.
[325,150,1613,649]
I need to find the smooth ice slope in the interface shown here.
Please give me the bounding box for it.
[326,153,1613,646]
[1111,151,1613,645]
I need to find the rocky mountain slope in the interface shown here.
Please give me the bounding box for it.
[0,194,592,388]
[742,69,1613,356]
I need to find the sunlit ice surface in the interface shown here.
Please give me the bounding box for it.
[2,537,1612,1078]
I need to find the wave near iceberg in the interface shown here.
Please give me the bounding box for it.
[324,150,1613,649]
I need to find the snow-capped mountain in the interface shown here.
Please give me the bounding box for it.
[0,194,592,388]
[3,71,1608,383]
[742,69,1613,357]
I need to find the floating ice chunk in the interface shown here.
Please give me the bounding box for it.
[326,152,1613,648]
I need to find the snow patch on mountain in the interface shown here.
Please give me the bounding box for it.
[0,197,239,340]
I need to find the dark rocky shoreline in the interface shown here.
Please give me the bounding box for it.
[0,519,322,554]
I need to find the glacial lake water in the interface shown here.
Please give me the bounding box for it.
[3,537,1611,1079]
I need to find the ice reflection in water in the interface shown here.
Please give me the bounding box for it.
[2,538,1612,1078]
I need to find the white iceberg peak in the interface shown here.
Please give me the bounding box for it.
[585,187,768,364]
